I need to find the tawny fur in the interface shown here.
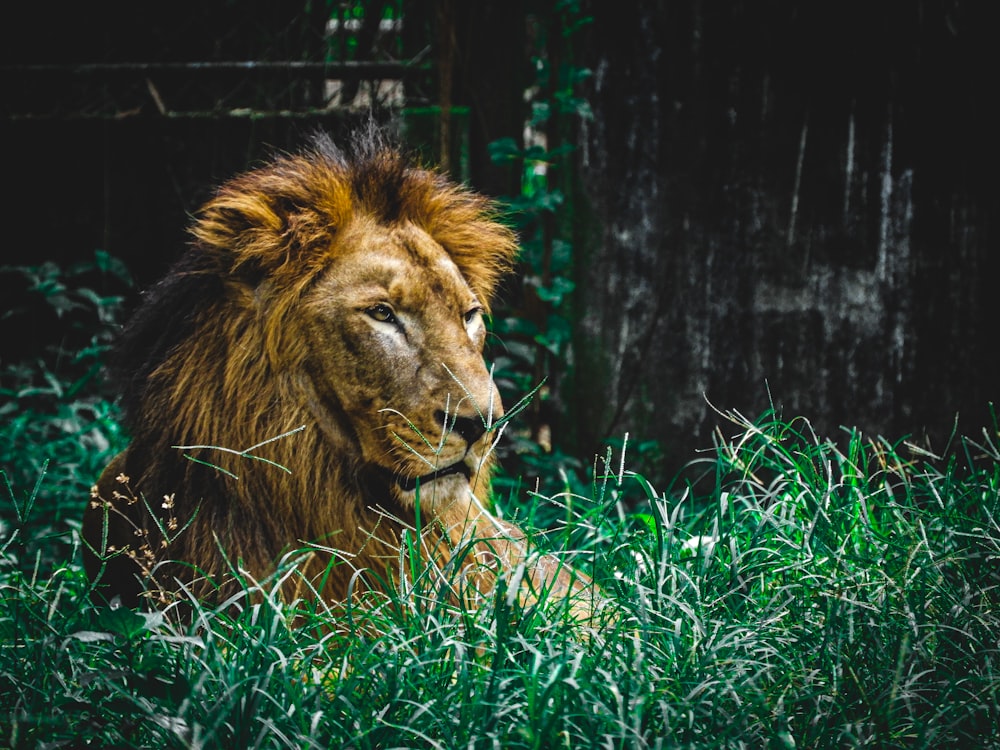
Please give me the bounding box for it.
[83,129,598,622]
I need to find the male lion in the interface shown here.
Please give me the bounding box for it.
[83,127,598,624]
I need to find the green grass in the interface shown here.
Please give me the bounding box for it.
[3,402,999,748]
[2,258,999,747]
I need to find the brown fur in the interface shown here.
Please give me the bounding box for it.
[83,129,598,622]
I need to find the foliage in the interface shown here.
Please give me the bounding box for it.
[487,0,595,500]
[0,252,131,569]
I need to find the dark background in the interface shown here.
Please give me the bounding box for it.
[565,1,1000,476]
[2,1,997,482]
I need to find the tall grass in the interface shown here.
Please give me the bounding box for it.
[2,258,998,747]
[4,406,998,747]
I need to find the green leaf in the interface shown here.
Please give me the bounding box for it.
[530,101,551,127]
[534,315,573,355]
[531,276,576,305]
[488,137,524,164]
[94,604,157,639]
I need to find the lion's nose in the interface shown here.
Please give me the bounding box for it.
[436,410,487,445]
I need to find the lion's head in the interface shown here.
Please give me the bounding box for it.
[83,128,596,621]
[291,216,504,498]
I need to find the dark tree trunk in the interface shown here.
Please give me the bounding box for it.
[569,0,1000,475]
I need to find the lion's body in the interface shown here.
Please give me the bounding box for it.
[83,129,596,620]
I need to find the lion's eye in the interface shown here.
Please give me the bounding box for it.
[366,304,397,324]
[464,306,483,325]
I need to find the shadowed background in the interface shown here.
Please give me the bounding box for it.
[2,0,996,482]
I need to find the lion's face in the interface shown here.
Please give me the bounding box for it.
[298,218,503,500]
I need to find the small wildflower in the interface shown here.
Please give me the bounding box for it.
[90,485,100,499]
[116,473,130,484]
[167,518,179,531]
[162,493,175,510]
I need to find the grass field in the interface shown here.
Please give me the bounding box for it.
[2,258,999,747]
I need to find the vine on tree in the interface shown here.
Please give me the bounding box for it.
[488,0,593,499]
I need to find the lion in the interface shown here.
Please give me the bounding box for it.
[82,127,599,625]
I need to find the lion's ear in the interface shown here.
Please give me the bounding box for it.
[191,192,293,279]
[190,165,349,280]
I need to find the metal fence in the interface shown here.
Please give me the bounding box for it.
[1,5,429,121]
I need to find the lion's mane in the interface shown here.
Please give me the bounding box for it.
[83,128,595,619]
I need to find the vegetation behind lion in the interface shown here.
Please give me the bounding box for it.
[82,125,600,624]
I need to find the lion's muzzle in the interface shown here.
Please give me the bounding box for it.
[435,410,487,446]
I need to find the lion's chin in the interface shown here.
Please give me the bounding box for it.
[361,459,474,499]
[395,460,472,493]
